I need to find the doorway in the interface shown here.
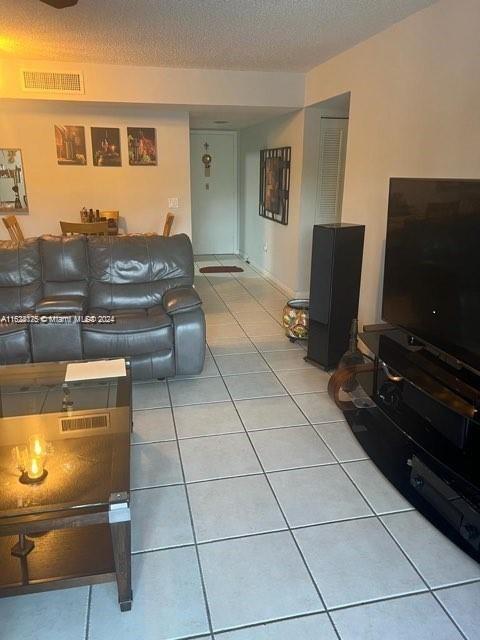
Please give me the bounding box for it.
[190,130,238,254]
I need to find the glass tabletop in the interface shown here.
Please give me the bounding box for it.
[0,361,131,521]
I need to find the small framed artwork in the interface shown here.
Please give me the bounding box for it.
[54,125,87,165]
[0,148,29,213]
[127,127,157,165]
[91,127,122,166]
[259,146,291,225]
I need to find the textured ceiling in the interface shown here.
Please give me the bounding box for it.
[1,0,436,72]
[188,105,298,129]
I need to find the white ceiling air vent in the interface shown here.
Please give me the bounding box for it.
[21,69,84,94]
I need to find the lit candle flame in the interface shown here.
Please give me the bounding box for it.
[29,434,46,459]
[33,438,42,456]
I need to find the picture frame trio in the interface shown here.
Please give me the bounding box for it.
[55,127,290,226]
[54,125,157,167]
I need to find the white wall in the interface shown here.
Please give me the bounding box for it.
[0,57,304,243]
[305,0,480,326]
[238,110,306,296]
[240,0,480,317]
[238,103,348,297]
[0,59,304,109]
[0,101,191,239]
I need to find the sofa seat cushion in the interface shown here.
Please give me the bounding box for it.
[84,306,172,333]
[0,322,31,364]
[82,306,173,358]
[0,322,28,336]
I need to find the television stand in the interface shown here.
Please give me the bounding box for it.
[407,334,423,347]
[329,327,480,562]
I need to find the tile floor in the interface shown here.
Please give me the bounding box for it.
[2,254,480,640]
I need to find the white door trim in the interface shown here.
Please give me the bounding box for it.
[190,129,238,253]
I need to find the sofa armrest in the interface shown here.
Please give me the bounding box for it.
[171,306,206,375]
[163,286,202,315]
[35,296,87,315]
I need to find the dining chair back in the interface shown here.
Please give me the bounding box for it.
[99,210,119,222]
[163,212,175,237]
[99,210,120,234]
[3,215,25,243]
[60,220,109,236]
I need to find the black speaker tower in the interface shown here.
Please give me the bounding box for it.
[307,223,365,370]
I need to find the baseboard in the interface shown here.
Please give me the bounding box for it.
[237,252,308,300]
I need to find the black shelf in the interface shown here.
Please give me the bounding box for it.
[0,524,115,597]
[361,328,480,408]
[342,328,480,562]
[344,403,480,562]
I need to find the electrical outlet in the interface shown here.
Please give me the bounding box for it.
[168,197,179,209]
[263,243,268,253]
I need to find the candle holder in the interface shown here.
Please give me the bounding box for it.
[13,443,49,485]
[19,457,48,485]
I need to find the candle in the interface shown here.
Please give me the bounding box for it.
[27,456,44,480]
[28,434,46,459]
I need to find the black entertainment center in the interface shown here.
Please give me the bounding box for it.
[337,178,480,562]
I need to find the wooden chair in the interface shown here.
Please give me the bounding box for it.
[163,212,175,237]
[60,221,109,236]
[99,210,120,235]
[3,215,25,243]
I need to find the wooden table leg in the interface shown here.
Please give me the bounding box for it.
[11,533,34,558]
[109,492,132,612]
[11,534,34,586]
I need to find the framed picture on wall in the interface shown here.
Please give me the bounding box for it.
[0,148,29,212]
[54,125,87,165]
[259,146,291,225]
[91,127,122,167]
[127,127,157,165]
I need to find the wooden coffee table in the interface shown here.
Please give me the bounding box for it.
[0,361,133,611]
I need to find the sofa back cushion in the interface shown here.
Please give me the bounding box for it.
[39,235,89,297]
[0,239,42,313]
[87,234,194,310]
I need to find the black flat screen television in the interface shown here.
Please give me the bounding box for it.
[383,178,480,373]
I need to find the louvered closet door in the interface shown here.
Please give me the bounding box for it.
[314,118,348,225]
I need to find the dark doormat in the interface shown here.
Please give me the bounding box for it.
[199,266,244,273]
